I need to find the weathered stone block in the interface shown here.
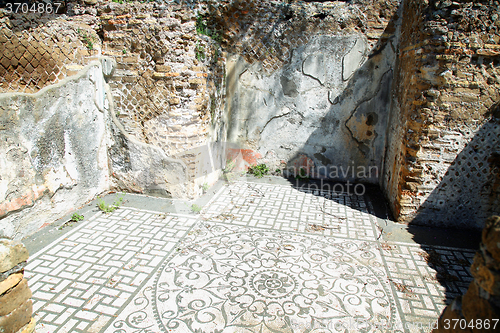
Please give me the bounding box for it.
[153,72,179,79]
[155,65,172,72]
[116,14,131,19]
[462,281,500,324]
[477,49,500,56]
[101,57,116,77]
[0,273,22,296]
[188,78,205,85]
[16,317,35,333]
[0,278,31,316]
[471,252,500,295]
[0,241,29,273]
[0,299,32,333]
[482,216,500,262]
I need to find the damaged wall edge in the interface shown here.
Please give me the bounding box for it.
[0,58,192,240]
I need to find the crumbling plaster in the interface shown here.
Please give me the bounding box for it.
[0,62,109,239]
[226,33,396,184]
[0,60,190,239]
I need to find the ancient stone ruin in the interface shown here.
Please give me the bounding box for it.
[1,0,499,239]
[433,216,500,332]
[0,0,499,330]
[0,240,35,333]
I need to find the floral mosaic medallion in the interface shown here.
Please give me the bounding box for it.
[149,223,397,333]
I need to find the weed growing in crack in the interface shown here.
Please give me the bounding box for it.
[98,196,124,213]
[77,28,97,51]
[59,213,84,230]
[248,164,269,178]
[195,13,221,42]
[195,41,206,61]
[70,213,84,222]
[191,204,202,214]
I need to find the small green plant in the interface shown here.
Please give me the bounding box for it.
[196,13,222,43]
[122,48,127,54]
[78,28,96,51]
[195,42,205,61]
[59,213,84,230]
[98,196,124,213]
[210,31,222,44]
[71,213,84,222]
[191,204,202,214]
[248,164,269,178]
[196,14,208,35]
[295,167,310,180]
[202,182,209,193]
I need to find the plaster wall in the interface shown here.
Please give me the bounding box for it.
[0,63,109,239]
[226,33,396,184]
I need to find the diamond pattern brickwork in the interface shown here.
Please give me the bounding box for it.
[203,0,399,72]
[0,16,99,93]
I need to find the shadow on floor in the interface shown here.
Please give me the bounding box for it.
[405,105,500,306]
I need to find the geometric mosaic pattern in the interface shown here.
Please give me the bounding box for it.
[381,242,475,332]
[109,223,398,333]
[202,182,379,240]
[25,209,197,333]
[25,181,476,333]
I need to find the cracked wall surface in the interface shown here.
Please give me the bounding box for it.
[0,63,109,239]
[226,32,397,183]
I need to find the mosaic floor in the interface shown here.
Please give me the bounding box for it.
[25,181,476,333]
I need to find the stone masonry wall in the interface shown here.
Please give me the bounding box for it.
[384,0,500,229]
[0,0,227,238]
[204,0,399,72]
[0,240,35,333]
[93,0,226,194]
[0,9,100,93]
[91,1,226,197]
[212,0,401,182]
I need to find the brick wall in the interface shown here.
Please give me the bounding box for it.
[0,0,227,200]
[384,0,500,228]
[204,0,399,72]
[1,0,499,229]
[0,11,99,93]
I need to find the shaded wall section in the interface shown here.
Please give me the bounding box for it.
[383,0,500,229]
[223,0,400,184]
[412,107,500,228]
